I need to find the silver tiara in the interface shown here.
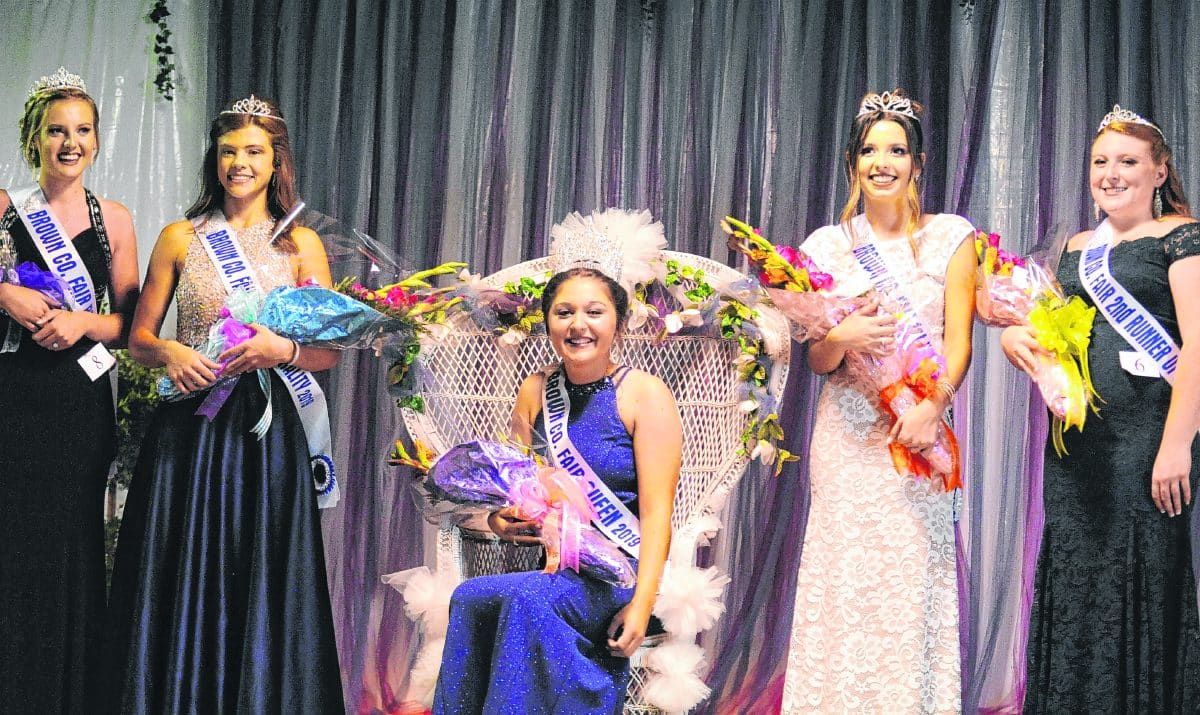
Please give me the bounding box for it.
[220,95,285,122]
[1096,104,1162,138]
[857,91,916,119]
[29,67,87,97]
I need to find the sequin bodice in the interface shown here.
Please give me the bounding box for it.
[175,218,294,346]
[534,370,639,516]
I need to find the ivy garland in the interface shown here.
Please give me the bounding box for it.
[146,0,176,100]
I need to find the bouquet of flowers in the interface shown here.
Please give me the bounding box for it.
[422,440,637,587]
[726,215,961,490]
[722,216,849,342]
[1,227,74,352]
[974,229,1099,453]
[158,264,465,414]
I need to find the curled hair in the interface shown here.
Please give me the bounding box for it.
[19,87,99,170]
[840,88,926,241]
[186,97,300,251]
[1096,121,1191,218]
[541,267,630,330]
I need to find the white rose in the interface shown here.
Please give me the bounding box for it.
[627,302,649,330]
[664,313,683,334]
[498,329,525,346]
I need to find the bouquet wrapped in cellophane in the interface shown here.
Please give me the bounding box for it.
[419,440,637,587]
[974,229,1100,454]
[1,227,79,352]
[722,216,853,342]
[158,264,464,423]
[725,216,960,491]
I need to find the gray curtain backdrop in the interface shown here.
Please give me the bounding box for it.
[205,1,1200,712]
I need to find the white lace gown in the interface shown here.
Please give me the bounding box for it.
[781,214,973,714]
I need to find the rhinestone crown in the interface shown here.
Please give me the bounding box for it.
[29,67,87,97]
[220,95,285,122]
[1096,104,1163,138]
[857,91,917,119]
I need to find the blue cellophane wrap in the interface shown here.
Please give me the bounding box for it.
[158,286,404,401]
[260,285,400,348]
[425,440,637,587]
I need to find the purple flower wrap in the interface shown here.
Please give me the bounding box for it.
[426,440,637,587]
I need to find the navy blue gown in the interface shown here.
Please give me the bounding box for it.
[434,368,639,715]
[105,218,343,713]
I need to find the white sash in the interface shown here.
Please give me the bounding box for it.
[847,217,940,360]
[192,213,262,296]
[193,211,340,508]
[543,368,641,558]
[1078,220,1179,384]
[275,363,339,508]
[10,185,97,311]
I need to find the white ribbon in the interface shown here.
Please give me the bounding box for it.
[542,368,641,558]
[275,363,339,508]
[1078,220,1179,384]
[193,211,340,507]
[10,185,97,312]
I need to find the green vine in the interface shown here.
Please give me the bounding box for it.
[146,0,176,100]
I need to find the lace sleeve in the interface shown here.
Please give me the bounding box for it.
[1164,222,1200,263]
[920,214,975,277]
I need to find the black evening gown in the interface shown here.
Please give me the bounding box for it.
[0,192,114,713]
[1025,223,1200,713]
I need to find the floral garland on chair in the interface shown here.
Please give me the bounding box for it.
[454,251,796,476]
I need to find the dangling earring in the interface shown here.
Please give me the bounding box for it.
[1093,202,1102,223]
[1153,187,1163,219]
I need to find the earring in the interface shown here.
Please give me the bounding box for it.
[1093,202,1101,223]
[1153,187,1163,219]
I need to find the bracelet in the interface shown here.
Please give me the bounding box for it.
[934,379,956,403]
[286,339,301,365]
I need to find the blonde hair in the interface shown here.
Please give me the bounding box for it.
[19,87,99,170]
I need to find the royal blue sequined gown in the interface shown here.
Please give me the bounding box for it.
[434,368,638,715]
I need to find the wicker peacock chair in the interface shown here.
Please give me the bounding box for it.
[401,249,789,714]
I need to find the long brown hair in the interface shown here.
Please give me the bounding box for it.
[186,97,300,251]
[19,87,100,170]
[840,88,926,242]
[1095,121,1191,218]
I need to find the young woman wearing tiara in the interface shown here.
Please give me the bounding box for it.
[105,96,344,712]
[780,89,977,713]
[1002,106,1200,711]
[0,67,139,712]
[433,211,681,714]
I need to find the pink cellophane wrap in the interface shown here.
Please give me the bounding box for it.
[975,271,1037,327]
[973,262,1075,421]
[763,286,860,343]
[843,349,956,479]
